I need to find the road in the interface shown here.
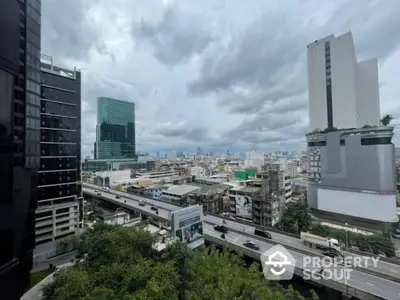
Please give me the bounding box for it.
[21,262,75,300]
[83,185,400,283]
[32,251,77,272]
[203,223,400,300]
[204,215,400,280]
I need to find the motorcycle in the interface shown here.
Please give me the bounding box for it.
[221,233,225,239]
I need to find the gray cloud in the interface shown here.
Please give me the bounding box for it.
[155,124,210,141]
[42,0,400,153]
[325,0,400,61]
[42,0,104,60]
[133,6,214,66]
[186,0,400,117]
[187,10,309,99]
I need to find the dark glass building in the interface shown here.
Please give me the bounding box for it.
[36,55,82,246]
[0,0,40,298]
[94,97,136,159]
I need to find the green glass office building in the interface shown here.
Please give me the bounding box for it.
[94,97,136,159]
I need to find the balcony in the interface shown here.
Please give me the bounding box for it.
[35,232,53,243]
[36,226,53,235]
[36,219,53,228]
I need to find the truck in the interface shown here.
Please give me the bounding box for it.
[300,232,341,253]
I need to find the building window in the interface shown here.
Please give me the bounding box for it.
[307,141,326,147]
[361,137,392,145]
[325,41,333,128]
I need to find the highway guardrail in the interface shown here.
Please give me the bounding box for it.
[203,220,400,283]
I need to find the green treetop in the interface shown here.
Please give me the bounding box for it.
[42,223,317,300]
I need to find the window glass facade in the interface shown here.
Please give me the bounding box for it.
[37,59,82,244]
[25,0,41,168]
[96,97,136,159]
[0,0,40,298]
[39,68,81,198]
[324,41,333,128]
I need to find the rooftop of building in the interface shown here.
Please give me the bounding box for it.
[40,54,78,79]
[97,96,135,106]
[306,126,393,138]
[164,184,200,196]
[188,183,229,195]
[229,185,260,193]
[144,185,168,190]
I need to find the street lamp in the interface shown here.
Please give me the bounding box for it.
[345,222,348,248]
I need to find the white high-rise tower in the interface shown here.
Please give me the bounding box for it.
[307,32,380,131]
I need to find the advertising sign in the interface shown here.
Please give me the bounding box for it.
[235,195,252,218]
[171,205,204,249]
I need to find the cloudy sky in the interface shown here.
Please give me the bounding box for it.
[41,0,400,156]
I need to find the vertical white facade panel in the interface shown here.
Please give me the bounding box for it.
[307,32,380,132]
[356,58,380,127]
[307,40,328,131]
[330,32,358,129]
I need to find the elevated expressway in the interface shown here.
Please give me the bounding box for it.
[83,184,400,300]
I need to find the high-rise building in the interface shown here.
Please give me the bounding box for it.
[35,55,82,247]
[94,97,135,160]
[307,32,380,132]
[306,32,397,233]
[0,0,41,298]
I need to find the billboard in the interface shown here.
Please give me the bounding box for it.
[317,188,398,222]
[171,205,204,249]
[235,195,252,218]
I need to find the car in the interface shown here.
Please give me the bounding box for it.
[322,250,340,258]
[96,192,101,196]
[151,206,158,211]
[393,232,400,239]
[115,195,121,199]
[392,229,400,239]
[243,241,260,250]
[214,225,228,233]
[139,200,146,206]
[254,229,272,239]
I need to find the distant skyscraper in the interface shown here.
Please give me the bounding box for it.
[0,0,41,298]
[37,55,83,246]
[94,97,136,159]
[307,32,380,131]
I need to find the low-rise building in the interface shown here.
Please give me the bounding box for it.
[228,185,260,220]
[93,170,131,187]
[103,211,131,226]
[190,166,207,179]
[161,185,201,206]
[187,184,229,214]
[143,185,169,200]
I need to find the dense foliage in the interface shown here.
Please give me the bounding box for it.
[309,223,395,257]
[42,224,317,300]
[281,201,311,235]
[280,200,395,257]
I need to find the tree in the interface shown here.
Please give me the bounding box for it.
[361,124,378,129]
[380,114,394,126]
[322,127,338,133]
[42,224,316,300]
[307,128,322,135]
[281,201,311,235]
[309,223,395,257]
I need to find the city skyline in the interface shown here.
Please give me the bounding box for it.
[41,0,400,155]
